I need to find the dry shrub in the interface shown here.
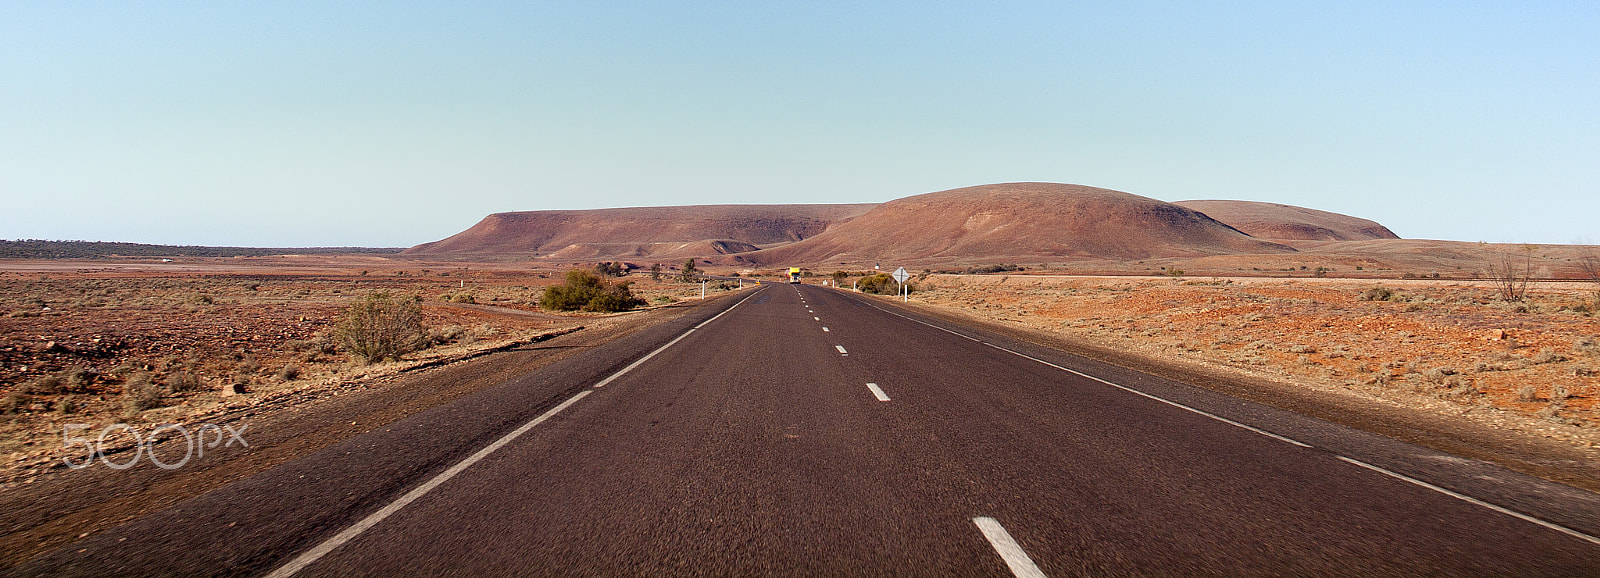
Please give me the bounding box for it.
[122,373,162,416]
[2,390,26,414]
[27,375,64,395]
[428,324,467,345]
[1516,385,1539,403]
[275,364,300,381]
[335,292,426,364]
[1360,286,1396,301]
[1530,348,1568,365]
[167,371,204,393]
[236,355,262,375]
[62,367,91,392]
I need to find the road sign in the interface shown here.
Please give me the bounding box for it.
[892,267,909,284]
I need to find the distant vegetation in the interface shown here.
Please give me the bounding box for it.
[540,270,645,312]
[0,240,403,259]
[966,264,1024,274]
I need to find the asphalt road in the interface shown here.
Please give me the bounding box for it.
[12,283,1600,576]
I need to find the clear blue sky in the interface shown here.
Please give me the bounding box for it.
[3,2,1596,247]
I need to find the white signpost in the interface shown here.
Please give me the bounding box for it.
[892,266,910,302]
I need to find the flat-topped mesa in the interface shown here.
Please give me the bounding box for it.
[741,182,1296,265]
[1174,200,1399,242]
[403,204,878,258]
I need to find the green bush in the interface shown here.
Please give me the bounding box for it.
[857,273,914,296]
[335,292,426,364]
[679,259,701,283]
[965,264,1022,274]
[541,270,645,312]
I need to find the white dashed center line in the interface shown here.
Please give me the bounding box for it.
[835,345,848,355]
[866,383,890,402]
[973,517,1046,578]
[822,327,830,332]
[814,316,820,321]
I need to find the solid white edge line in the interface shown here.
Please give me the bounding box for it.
[866,383,890,402]
[264,289,762,577]
[1335,456,1600,546]
[862,301,1309,447]
[859,296,1600,549]
[973,517,1047,578]
[982,342,1311,448]
[835,345,848,354]
[595,289,759,388]
[263,391,592,578]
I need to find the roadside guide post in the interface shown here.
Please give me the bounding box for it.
[892,266,910,302]
[700,280,706,299]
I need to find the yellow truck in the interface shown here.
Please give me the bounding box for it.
[788,267,802,284]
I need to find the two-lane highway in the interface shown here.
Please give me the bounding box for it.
[12,283,1600,576]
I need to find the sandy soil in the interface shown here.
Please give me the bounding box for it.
[907,274,1600,453]
[0,257,740,482]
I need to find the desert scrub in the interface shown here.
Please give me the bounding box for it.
[1360,286,1396,301]
[121,373,162,416]
[334,292,427,364]
[275,363,300,381]
[166,370,204,393]
[540,270,645,312]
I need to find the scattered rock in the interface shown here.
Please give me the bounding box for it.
[1485,329,1506,341]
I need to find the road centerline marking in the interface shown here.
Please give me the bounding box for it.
[973,517,1046,578]
[835,345,848,354]
[866,383,890,402]
[262,289,762,578]
[814,316,820,321]
[822,327,830,332]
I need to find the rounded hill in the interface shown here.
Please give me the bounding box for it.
[1173,200,1399,241]
[745,183,1294,265]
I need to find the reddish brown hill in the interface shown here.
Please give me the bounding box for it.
[403,204,877,257]
[741,183,1294,266]
[1174,200,1399,241]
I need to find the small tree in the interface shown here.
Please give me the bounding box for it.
[1484,243,1533,301]
[1578,249,1600,310]
[594,261,625,277]
[650,263,662,281]
[335,292,426,364]
[679,259,701,283]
